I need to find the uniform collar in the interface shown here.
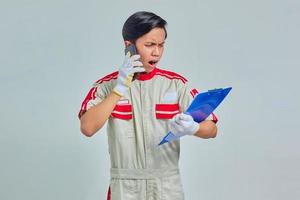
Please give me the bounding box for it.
[137,67,158,81]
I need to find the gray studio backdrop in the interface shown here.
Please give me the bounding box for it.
[1,0,299,199]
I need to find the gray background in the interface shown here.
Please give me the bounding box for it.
[1,0,299,199]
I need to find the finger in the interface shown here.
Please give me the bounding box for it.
[131,67,145,73]
[130,54,141,61]
[131,61,143,67]
[175,119,184,128]
[171,122,184,133]
[169,119,180,129]
[179,113,193,121]
[174,115,181,124]
[177,119,189,127]
[174,123,184,133]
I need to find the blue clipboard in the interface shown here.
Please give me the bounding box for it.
[158,87,232,145]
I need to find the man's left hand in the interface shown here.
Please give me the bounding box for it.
[169,113,199,137]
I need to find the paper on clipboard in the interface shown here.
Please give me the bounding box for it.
[158,87,232,146]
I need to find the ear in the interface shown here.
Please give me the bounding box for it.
[124,40,132,48]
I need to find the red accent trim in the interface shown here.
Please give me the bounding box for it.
[78,110,86,119]
[92,68,188,83]
[78,71,119,119]
[78,87,97,118]
[155,68,188,83]
[96,71,118,84]
[155,103,179,111]
[107,186,111,200]
[111,112,132,120]
[114,104,132,112]
[111,104,133,120]
[211,113,218,123]
[155,103,180,119]
[137,67,158,81]
[190,88,199,98]
[137,68,188,83]
[156,112,179,119]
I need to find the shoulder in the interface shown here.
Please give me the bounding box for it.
[93,71,118,85]
[155,68,188,84]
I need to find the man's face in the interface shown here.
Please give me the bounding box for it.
[134,28,166,72]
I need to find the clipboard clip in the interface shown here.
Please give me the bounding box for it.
[208,88,223,94]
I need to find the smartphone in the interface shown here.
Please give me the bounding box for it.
[124,44,141,81]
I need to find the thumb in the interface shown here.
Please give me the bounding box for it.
[179,113,193,121]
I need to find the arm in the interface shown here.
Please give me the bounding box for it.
[79,54,144,137]
[169,113,218,139]
[80,92,121,137]
[194,120,217,139]
[175,84,218,139]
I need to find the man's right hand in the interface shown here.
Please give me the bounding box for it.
[113,54,145,96]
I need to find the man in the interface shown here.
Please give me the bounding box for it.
[79,11,218,200]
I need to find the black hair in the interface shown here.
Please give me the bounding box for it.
[122,11,167,43]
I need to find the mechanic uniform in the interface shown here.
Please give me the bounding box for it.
[78,67,218,200]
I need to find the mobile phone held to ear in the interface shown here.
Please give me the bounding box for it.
[125,43,137,57]
[124,44,140,81]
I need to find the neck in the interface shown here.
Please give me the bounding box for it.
[144,67,155,73]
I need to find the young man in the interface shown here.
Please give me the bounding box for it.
[78,11,218,200]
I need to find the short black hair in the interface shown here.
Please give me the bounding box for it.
[122,11,167,43]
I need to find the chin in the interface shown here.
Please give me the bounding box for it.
[144,66,154,73]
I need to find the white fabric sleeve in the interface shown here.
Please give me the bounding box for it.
[78,82,109,119]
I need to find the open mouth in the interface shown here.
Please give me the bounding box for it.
[148,60,158,67]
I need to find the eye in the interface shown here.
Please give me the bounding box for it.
[145,44,153,47]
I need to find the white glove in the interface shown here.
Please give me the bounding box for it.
[169,113,199,137]
[113,54,145,96]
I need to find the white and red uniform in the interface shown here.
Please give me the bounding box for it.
[79,67,218,200]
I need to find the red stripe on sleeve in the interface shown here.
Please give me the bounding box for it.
[107,186,111,200]
[155,68,188,84]
[78,87,97,118]
[211,113,218,123]
[96,71,118,84]
[190,88,199,98]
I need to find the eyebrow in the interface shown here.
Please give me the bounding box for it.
[145,41,165,45]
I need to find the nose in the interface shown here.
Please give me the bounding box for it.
[152,46,160,57]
